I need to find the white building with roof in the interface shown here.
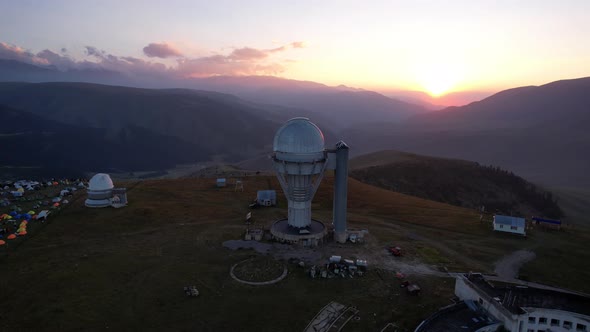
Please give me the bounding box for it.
[416,273,590,332]
[256,190,276,206]
[85,173,114,208]
[493,215,526,236]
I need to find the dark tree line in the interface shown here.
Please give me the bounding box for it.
[350,159,562,219]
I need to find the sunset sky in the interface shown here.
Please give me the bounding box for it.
[1,0,589,98]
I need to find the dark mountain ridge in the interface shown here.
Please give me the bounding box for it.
[184,76,428,129]
[405,77,590,130]
[343,77,590,189]
[350,150,563,219]
[0,82,289,161]
[0,59,428,130]
[0,104,209,178]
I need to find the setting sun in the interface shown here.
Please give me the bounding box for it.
[416,63,462,97]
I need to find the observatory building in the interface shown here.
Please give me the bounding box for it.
[270,117,349,246]
[85,173,114,208]
[416,273,590,332]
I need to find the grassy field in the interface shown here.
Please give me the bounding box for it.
[551,187,590,227]
[0,176,588,331]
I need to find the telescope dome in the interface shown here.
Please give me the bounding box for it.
[88,173,114,191]
[273,118,325,154]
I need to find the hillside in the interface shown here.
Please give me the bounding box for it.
[350,150,563,219]
[185,76,428,129]
[405,77,590,130]
[0,60,428,130]
[0,105,208,177]
[0,82,289,162]
[1,176,589,331]
[343,77,590,190]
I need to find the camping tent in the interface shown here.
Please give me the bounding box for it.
[37,210,50,221]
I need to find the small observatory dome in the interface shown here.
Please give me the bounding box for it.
[273,117,325,155]
[88,173,114,191]
[85,173,114,208]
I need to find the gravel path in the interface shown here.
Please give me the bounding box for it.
[223,239,445,277]
[223,240,322,262]
[494,249,536,279]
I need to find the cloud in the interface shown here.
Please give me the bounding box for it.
[174,41,304,77]
[290,41,305,48]
[82,46,169,75]
[85,46,105,57]
[176,53,286,77]
[0,40,304,79]
[229,47,268,60]
[36,49,77,70]
[0,42,49,65]
[143,42,183,58]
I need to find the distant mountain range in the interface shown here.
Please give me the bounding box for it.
[181,76,429,129]
[343,77,590,189]
[0,59,428,130]
[0,104,208,178]
[0,82,289,161]
[0,58,588,191]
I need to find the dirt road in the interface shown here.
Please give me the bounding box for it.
[494,250,536,279]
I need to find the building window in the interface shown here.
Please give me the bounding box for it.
[527,329,534,332]
[577,323,587,331]
[563,321,572,329]
[551,319,560,326]
[539,317,547,324]
[511,226,518,230]
[529,317,536,324]
[499,224,504,228]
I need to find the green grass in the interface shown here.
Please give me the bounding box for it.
[0,176,588,331]
[415,246,451,265]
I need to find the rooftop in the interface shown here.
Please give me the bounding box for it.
[88,173,114,191]
[465,273,590,316]
[494,215,525,227]
[273,117,325,155]
[415,301,497,332]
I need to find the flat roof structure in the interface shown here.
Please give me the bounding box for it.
[415,301,498,332]
[464,273,590,316]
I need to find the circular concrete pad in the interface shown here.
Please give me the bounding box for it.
[270,218,327,246]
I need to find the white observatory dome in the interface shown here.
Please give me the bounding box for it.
[273,117,325,154]
[88,173,114,191]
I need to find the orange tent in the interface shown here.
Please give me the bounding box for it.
[53,202,60,207]
[0,240,6,245]
[7,234,17,240]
